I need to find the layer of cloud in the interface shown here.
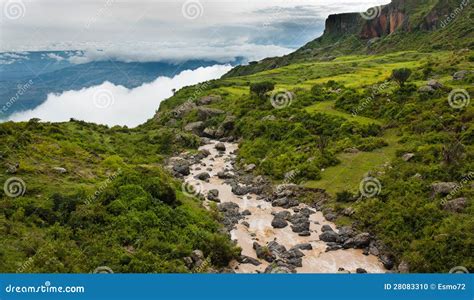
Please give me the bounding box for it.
[1,0,390,62]
[7,64,232,127]
[64,43,294,64]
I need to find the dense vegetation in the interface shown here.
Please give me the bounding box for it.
[0,121,239,273]
[1,0,473,274]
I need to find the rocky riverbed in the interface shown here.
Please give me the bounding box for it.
[170,140,388,273]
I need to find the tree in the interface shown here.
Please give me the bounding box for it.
[250,82,275,99]
[391,68,412,87]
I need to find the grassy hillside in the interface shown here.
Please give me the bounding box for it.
[1,49,472,273]
[0,121,239,273]
[224,0,474,78]
[151,49,474,272]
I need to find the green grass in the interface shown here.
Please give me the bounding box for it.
[305,100,382,125]
[305,130,401,196]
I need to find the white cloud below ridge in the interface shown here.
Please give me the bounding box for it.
[7,65,232,127]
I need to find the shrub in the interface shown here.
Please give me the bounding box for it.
[250,81,275,99]
[391,68,412,87]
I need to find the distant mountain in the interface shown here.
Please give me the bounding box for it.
[224,0,473,77]
[0,51,242,117]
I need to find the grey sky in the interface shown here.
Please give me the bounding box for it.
[0,0,389,61]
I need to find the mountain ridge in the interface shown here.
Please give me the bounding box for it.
[224,0,473,78]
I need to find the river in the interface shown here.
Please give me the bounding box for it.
[182,140,386,273]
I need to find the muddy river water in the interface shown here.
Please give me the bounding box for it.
[183,141,386,273]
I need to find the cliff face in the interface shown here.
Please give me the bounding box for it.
[360,6,408,39]
[323,13,362,36]
[323,0,465,40]
[324,0,410,39]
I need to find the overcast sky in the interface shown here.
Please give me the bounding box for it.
[1,0,389,62]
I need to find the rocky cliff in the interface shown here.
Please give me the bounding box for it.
[224,0,473,78]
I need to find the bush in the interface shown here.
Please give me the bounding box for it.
[391,68,412,87]
[336,190,355,202]
[250,81,275,99]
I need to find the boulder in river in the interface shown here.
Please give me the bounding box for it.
[319,231,339,243]
[217,171,233,179]
[238,255,261,266]
[215,142,226,152]
[253,242,275,263]
[380,254,395,270]
[291,243,313,251]
[207,189,220,202]
[272,197,299,208]
[343,233,371,249]
[321,225,333,232]
[195,172,211,182]
[273,211,291,220]
[231,184,251,196]
[172,161,190,176]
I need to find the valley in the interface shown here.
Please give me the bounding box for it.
[1,0,472,274]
